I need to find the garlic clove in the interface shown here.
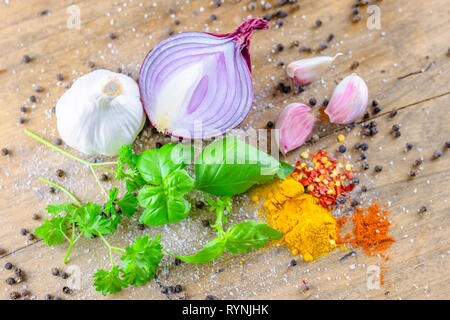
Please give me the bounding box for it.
[275,103,316,155]
[287,53,342,85]
[56,69,145,156]
[325,73,368,124]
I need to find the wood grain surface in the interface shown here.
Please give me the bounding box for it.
[0,0,449,300]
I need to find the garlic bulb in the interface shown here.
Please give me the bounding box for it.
[56,69,145,156]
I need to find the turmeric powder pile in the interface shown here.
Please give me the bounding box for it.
[254,177,339,262]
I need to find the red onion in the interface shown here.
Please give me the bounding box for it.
[139,18,269,139]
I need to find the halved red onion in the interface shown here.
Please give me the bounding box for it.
[275,103,315,155]
[139,18,268,139]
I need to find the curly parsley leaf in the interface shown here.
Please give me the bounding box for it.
[120,235,163,286]
[115,145,146,192]
[93,266,128,296]
[72,203,112,238]
[46,202,77,215]
[105,188,138,219]
[35,216,68,246]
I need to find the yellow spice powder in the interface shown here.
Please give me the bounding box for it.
[255,177,338,262]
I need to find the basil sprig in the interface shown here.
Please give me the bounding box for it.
[173,197,283,263]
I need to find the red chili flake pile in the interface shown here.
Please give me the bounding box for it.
[292,149,356,209]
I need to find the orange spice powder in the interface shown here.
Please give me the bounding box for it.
[336,203,395,284]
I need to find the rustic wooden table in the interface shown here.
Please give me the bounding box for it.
[0,0,449,300]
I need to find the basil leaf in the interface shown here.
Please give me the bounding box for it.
[194,137,284,196]
[137,182,192,226]
[176,237,226,263]
[136,143,192,185]
[165,169,195,195]
[224,221,282,254]
[277,161,294,179]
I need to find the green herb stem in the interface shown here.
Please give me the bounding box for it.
[39,177,82,207]
[63,232,83,264]
[90,166,109,197]
[26,129,116,198]
[25,129,91,166]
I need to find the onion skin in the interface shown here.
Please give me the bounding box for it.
[325,73,368,124]
[275,103,316,155]
[138,18,268,140]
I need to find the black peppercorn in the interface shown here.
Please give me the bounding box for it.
[29,95,37,102]
[390,109,398,117]
[155,142,162,149]
[392,124,400,131]
[405,143,413,151]
[6,277,16,285]
[56,73,64,81]
[350,61,359,70]
[174,20,181,25]
[210,14,217,21]
[360,153,367,160]
[108,33,117,40]
[161,287,168,294]
[289,259,297,266]
[27,233,35,241]
[137,223,145,231]
[100,173,108,181]
[56,169,64,177]
[23,55,31,63]
[352,177,360,185]
[175,284,183,293]
[276,43,284,52]
[61,272,69,279]
[201,219,210,228]
[433,151,443,159]
[338,145,346,153]
[267,121,274,129]
[1,148,9,156]
[315,20,322,27]
[309,98,317,106]
[10,292,21,300]
[445,141,450,148]
[360,143,369,151]
[419,206,427,213]
[363,112,370,119]
[174,258,182,266]
[408,170,417,177]
[327,33,335,42]
[62,286,72,294]
[205,295,215,300]
[373,106,382,114]
[20,228,28,236]
[362,163,370,170]
[5,262,13,270]
[394,130,401,137]
[361,185,368,192]
[322,99,329,107]
[374,165,383,173]
[20,106,27,113]
[54,138,62,145]
[195,201,205,209]
[168,286,175,293]
[52,267,60,276]
[351,199,359,207]
[44,294,53,300]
